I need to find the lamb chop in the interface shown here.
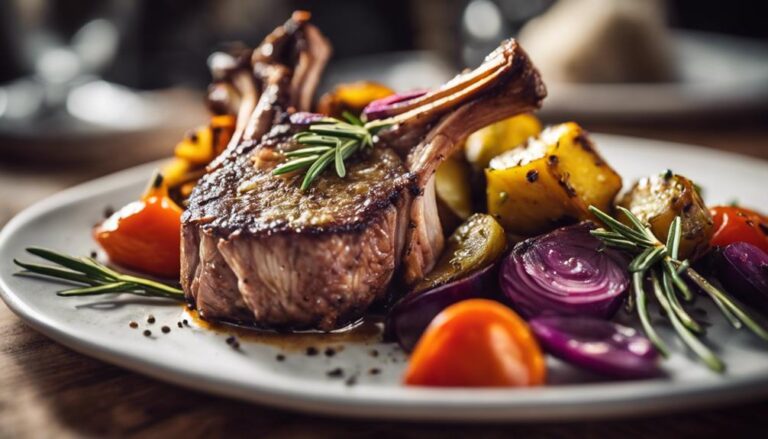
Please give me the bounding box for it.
[182,13,546,330]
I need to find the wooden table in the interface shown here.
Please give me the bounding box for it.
[1,116,767,438]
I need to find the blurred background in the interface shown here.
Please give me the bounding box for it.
[1,0,767,226]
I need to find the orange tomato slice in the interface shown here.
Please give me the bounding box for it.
[404,299,546,387]
[94,173,182,278]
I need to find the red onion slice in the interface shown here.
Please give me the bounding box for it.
[530,316,660,379]
[500,222,629,319]
[714,242,768,316]
[385,263,498,352]
[362,90,429,121]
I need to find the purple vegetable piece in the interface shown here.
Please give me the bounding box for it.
[500,222,629,319]
[714,242,768,316]
[362,89,429,120]
[385,263,497,352]
[530,316,661,379]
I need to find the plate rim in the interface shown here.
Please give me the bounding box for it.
[2,134,768,422]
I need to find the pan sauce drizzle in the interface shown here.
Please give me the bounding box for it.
[183,308,384,351]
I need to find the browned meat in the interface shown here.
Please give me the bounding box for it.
[181,13,545,330]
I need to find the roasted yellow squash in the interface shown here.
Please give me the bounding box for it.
[619,171,713,260]
[317,81,394,117]
[434,156,473,221]
[464,113,542,170]
[486,122,622,235]
[162,115,235,206]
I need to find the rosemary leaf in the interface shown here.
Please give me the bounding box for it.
[26,247,114,281]
[634,271,669,357]
[596,236,643,251]
[342,110,364,126]
[666,217,682,259]
[284,146,333,157]
[273,156,320,175]
[652,270,725,373]
[661,267,702,333]
[276,114,378,189]
[301,148,336,191]
[309,123,367,139]
[14,260,98,285]
[675,259,691,274]
[16,248,184,301]
[588,206,652,245]
[685,268,768,341]
[629,246,665,273]
[292,133,342,145]
[59,282,134,296]
[616,206,658,243]
[663,259,694,302]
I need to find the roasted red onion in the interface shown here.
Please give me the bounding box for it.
[500,222,629,319]
[713,242,768,316]
[530,316,660,379]
[362,90,428,120]
[385,263,498,352]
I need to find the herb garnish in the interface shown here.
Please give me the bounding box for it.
[272,112,389,190]
[589,206,768,372]
[14,247,184,300]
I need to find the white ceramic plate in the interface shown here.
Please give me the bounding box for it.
[1,134,768,422]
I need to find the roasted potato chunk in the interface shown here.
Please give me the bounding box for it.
[464,113,542,170]
[414,213,507,293]
[619,171,713,260]
[486,122,622,236]
[317,81,394,117]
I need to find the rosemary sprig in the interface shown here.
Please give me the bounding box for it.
[589,205,768,372]
[14,247,184,300]
[272,112,388,190]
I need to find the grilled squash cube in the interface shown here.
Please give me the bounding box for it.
[486,122,622,235]
[435,156,474,221]
[464,113,542,170]
[317,81,394,118]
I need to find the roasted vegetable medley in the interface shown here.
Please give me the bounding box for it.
[18,79,768,390]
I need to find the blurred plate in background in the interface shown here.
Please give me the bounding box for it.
[538,31,768,121]
[0,85,206,164]
[319,51,454,96]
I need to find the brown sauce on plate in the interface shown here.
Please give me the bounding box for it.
[183,308,383,351]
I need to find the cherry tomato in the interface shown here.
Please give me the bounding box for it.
[403,299,546,387]
[94,173,182,278]
[710,206,768,254]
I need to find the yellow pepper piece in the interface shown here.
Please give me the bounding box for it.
[435,156,473,220]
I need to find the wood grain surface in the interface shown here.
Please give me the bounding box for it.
[1,114,767,438]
